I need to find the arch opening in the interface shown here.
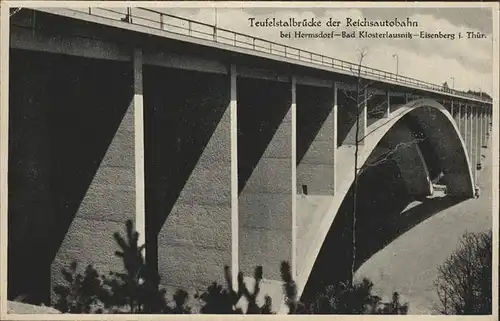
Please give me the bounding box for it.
[296,100,475,301]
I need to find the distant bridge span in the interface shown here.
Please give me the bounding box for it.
[7,7,492,310]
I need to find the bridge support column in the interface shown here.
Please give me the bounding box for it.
[483,107,489,147]
[459,103,467,148]
[361,89,367,144]
[230,64,239,289]
[465,105,474,179]
[443,100,454,115]
[489,109,492,137]
[133,48,146,250]
[483,107,488,143]
[487,108,490,141]
[385,90,390,118]
[333,82,338,192]
[452,101,461,131]
[292,76,297,279]
[470,106,478,183]
[476,106,482,171]
[480,107,484,148]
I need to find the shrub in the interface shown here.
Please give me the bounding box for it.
[53,219,409,315]
[54,220,190,314]
[196,265,272,314]
[298,278,408,314]
[53,262,106,313]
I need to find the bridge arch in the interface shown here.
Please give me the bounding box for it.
[295,98,475,300]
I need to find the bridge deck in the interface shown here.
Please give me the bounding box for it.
[30,7,490,105]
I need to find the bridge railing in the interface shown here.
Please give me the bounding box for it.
[65,7,490,104]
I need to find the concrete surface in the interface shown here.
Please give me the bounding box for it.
[144,66,232,292]
[356,139,492,314]
[7,301,61,314]
[294,100,475,299]
[238,77,292,281]
[8,49,134,304]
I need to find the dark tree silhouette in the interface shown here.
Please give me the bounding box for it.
[52,219,409,315]
[53,262,105,313]
[298,278,408,314]
[54,220,190,314]
[435,230,492,315]
[196,265,272,314]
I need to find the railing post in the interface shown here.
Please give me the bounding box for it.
[160,14,165,30]
[88,7,91,15]
[127,7,132,23]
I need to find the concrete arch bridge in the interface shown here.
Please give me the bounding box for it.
[7,7,492,309]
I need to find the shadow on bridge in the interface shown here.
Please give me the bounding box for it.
[8,49,134,304]
[300,155,463,303]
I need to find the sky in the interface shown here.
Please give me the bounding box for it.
[151,6,494,96]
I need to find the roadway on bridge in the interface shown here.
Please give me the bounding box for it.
[355,137,493,314]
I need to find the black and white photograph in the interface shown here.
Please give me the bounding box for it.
[1,1,498,317]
